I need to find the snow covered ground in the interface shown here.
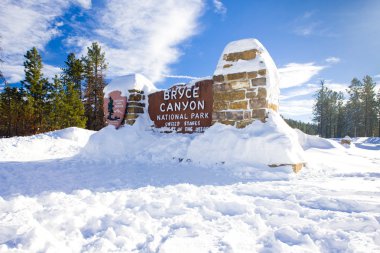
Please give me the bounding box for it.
[0,126,379,252]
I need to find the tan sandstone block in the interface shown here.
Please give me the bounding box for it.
[214,83,232,92]
[227,72,246,81]
[236,120,254,128]
[229,100,248,110]
[250,78,266,87]
[125,119,136,125]
[214,90,246,101]
[223,49,258,62]
[252,109,267,120]
[258,69,266,76]
[292,163,304,173]
[243,110,252,119]
[126,113,138,120]
[230,81,250,89]
[213,75,224,83]
[226,111,245,120]
[258,87,267,98]
[250,98,268,108]
[127,107,144,114]
[220,120,235,126]
[128,89,144,94]
[213,101,229,111]
[246,90,258,99]
[268,103,279,112]
[129,94,142,101]
[247,71,258,79]
[128,102,145,107]
[212,111,227,120]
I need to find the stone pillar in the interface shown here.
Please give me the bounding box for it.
[125,89,145,125]
[212,39,280,128]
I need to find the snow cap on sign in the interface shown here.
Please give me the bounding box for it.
[103,73,157,98]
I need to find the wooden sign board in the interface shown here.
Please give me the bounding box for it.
[103,90,127,128]
[148,80,213,133]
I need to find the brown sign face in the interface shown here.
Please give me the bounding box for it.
[103,90,127,128]
[148,80,213,133]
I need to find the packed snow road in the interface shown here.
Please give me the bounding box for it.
[0,127,379,252]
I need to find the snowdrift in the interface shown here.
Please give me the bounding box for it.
[81,111,306,168]
[0,127,95,161]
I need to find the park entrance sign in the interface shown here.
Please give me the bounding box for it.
[148,80,213,133]
[103,38,281,133]
[102,39,307,172]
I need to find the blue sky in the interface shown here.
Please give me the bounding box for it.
[1,0,379,122]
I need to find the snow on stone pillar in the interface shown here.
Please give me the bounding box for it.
[212,38,280,128]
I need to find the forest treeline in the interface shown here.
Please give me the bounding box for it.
[0,43,107,137]
[312,79,380,138]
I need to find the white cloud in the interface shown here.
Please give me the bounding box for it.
[0,0,90,83]
[0,63,23,83]
[43,64,62,80]
[324,81,348,93]
[278,62,326,89]
[213,0,227,15]
[67,0,205,83]
[279,99,314,122]
[72,0,92,9]
[280,84,318,100]
[163,74,200,80]
[325,57,340,64]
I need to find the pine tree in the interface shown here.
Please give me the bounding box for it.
[47,75,66,130]
[361,75,378,136]
[83,42,107,130]
[313,80,329,137]
[335,91,345,138]
[21,47,50,134]
[62,53,84,98]
[63,80,86,128]
[346,78,364,137]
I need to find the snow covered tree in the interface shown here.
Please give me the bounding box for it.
[83,42,107,130]
[21,47,50,133]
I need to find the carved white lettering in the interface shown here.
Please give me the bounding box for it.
[160,103,165,112]
[164,90,170,100]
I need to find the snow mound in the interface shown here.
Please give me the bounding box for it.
[0,127,95,161]
[103,73,158,98]
[82,111,305,167]
[295,129,341,150]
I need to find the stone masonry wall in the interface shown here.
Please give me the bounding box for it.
[125,89,145,125]
[212,49,278,128]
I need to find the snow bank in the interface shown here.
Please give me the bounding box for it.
[82,111,305,167]
[0,127,95,161]
[295,129,341,150]
[103,73,157,98]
